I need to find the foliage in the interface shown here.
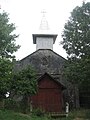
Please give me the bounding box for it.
[61,2,90,83]
[0,58,13,99]
[61,2,90,59]
[12,66,37,96]
[4,98,21,112]
[61,2,90,108]
[0,11,20,59]
[0,11,19,100]
[12,66,37,113]
[64,58,90,85]
[32,108,45,117]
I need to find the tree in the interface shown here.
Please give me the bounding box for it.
[61,2,90,59]
[0,11,20,59]
[12,66,37,113]
[61,2,90,83]
[61,2,90,108]
[0,58,12,99]
[0,11,20,100]
[64,58,90,85]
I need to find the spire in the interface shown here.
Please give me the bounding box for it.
[32,10,57,50]
[39,10,49,30]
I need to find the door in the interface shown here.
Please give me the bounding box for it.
[31,88,62,112]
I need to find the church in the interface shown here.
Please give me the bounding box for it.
[14,12,79,113]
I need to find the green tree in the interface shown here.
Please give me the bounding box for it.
[0,11,20,59]
[0,58,12,99]
[61,2,90,107]
[61,2,90,59]
[64,58,90,85]
[0,11,20,100]
[61,2,90,83]
[12,66,37,113]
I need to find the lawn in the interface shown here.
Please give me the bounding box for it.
[0,109,48,120]
[0,109,90,120]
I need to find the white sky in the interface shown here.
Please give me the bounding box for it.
[0,0,90,60]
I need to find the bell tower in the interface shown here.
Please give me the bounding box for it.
[32,10,57,50]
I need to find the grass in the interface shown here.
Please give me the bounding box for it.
[71,109,90,119]
[0,109,48,120]
[59,109,90,120]
[0,109,90,120]
[0,109,30,120]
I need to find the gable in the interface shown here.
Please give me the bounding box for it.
[38,73,65,90]
[15,49,67,75]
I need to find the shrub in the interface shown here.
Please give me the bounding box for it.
[4,98,21,112]
[32,108,45,116]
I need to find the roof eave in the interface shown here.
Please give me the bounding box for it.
[32,34,58,44]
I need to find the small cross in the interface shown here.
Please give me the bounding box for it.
[41,9,46,17]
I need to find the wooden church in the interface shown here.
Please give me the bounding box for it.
[14,13,79,113]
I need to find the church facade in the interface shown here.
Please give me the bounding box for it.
[15,33,79,112]
[14,13,79,112]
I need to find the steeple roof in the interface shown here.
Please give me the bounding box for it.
[39,10,49,30]
[32,10,58,50]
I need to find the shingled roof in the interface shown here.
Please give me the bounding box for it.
[15,49,66,73]
[14,49,68,87]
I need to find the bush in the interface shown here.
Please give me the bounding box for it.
[4,98,21,112]
[32,108,45,116]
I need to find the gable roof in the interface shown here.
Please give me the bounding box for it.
[14,49,68,88]
[20,49,66,62]
[38,72,66,90]
[15,49,67,75]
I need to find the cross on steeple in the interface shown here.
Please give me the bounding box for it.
[41,9,46,17]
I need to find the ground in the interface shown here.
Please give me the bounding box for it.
[0,109,90,120]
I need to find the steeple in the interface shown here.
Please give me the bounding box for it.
[39,10,49,30]
[32,10,57,50]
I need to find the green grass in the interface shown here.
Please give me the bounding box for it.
[59,109,90,120]
[0,109,30,120]
[0,109,48,120]
[70,109,90,120]
[0,109,90,120]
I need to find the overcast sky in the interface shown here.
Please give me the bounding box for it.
[0,0,90,60]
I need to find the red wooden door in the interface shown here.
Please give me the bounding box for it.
[31,74,63,112]
[31,88,62,112]
[37,88,62,112]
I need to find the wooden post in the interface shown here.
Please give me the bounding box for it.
[30,100,32,112]
[66,102,69,117]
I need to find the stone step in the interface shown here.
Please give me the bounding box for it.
[49,113,67,118]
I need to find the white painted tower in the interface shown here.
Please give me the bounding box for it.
[32,11,57,50]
